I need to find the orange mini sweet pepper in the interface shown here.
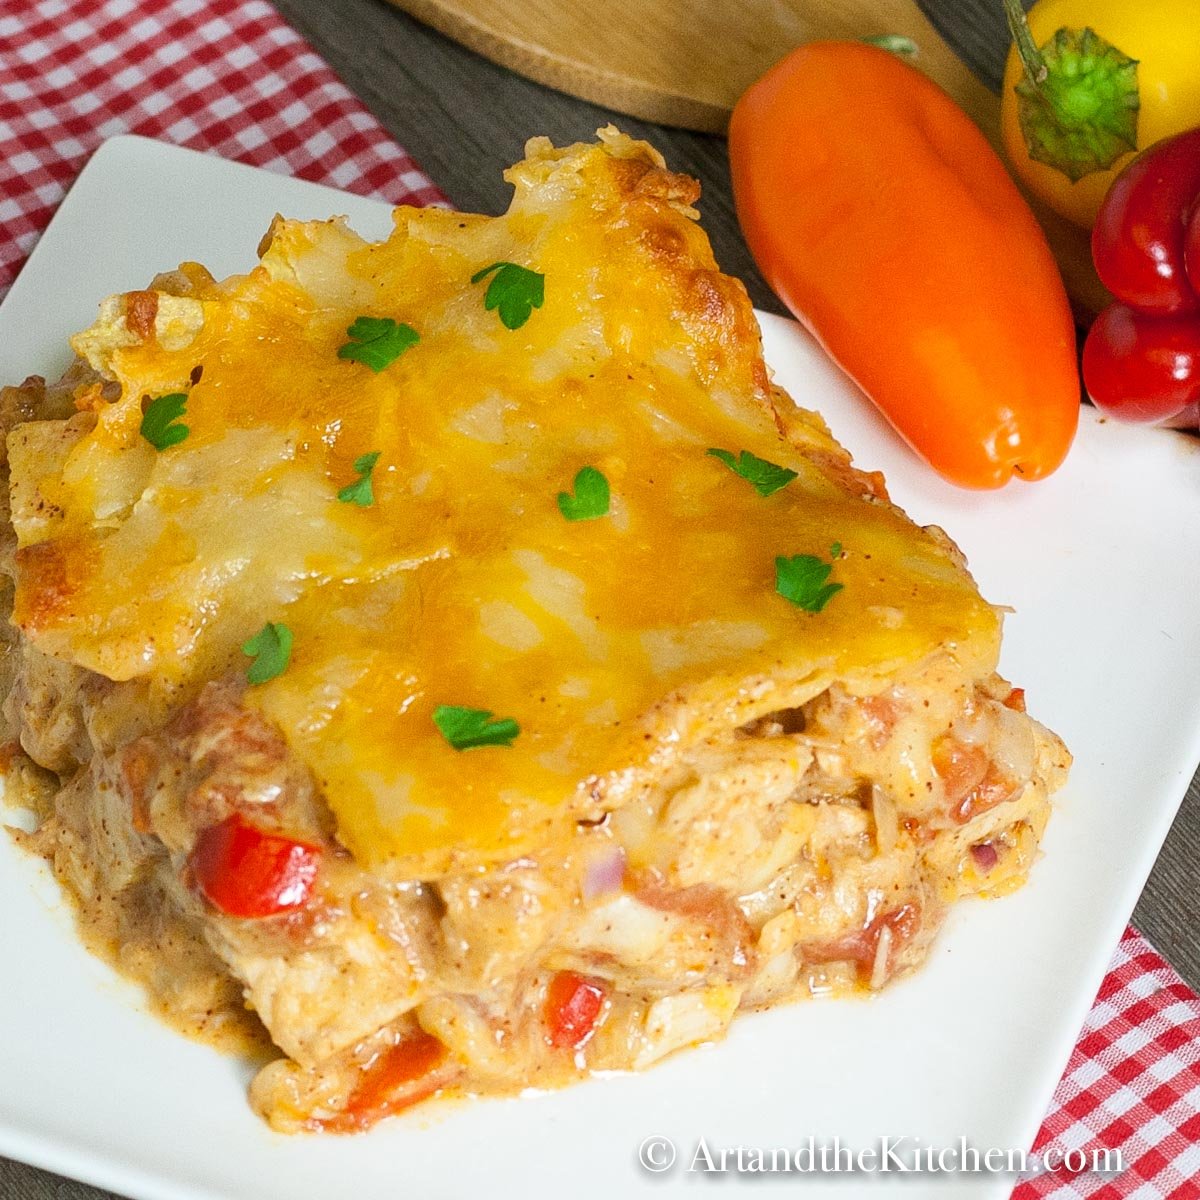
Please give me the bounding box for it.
[729,41,1080,490]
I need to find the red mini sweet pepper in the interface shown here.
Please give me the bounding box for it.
[1083,128,1200,427]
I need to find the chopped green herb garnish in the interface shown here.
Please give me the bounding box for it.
[140,392,189,450]
[242,622,293,685]
[707,448,798,497]
[557,465,610,522]
[470,261,545,330]
[433,705,520,750]
[337,451,381,507]
[337,317,419,372]
[775,545,844,613]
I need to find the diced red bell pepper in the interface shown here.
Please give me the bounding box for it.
[189,815,321,918]
[544,971,607,1049]
[318,1030,448,1133]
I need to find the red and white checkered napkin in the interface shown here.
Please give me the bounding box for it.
[0,2,1197,1197]
[1014,926,1200,1199]
[0,0,444,301]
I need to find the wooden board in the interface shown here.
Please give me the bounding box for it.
[389,0,1107,316]
[390,0,990,134]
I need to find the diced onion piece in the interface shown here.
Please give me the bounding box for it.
[871,784,899,855]
[970,842,999,873]
[868,924,894,991]
[633,985,740,1069]
[582,846,626,901]
[990,705,1036,782]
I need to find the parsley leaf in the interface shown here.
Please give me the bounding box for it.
[470,261,545,330]
[775,546,844,613]
[140,392,189,451]
[707,447,797,497]
[433,705,520,750]
[337,451,381,507]
[557,465,610,521]
[242,622,293,685]
[337,317,419,372]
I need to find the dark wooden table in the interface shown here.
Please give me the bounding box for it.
[4,2,1197,1196]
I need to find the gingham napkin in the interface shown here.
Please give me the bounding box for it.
[1014,927,1200,1199]
[0,0,443,296]
[0,2,1197,1198]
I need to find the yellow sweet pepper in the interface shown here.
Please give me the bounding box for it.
[1000,0,1200,230]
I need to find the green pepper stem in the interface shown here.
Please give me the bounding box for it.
[1004,13,1140,182]
[862,34,919,61]
[1002,0,1047,86]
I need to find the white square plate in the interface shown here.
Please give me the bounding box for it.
[2,137,1198,1200]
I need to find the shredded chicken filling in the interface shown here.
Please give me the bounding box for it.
[3,632,1067,1132]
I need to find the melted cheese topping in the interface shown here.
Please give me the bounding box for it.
[8,130,1000,871]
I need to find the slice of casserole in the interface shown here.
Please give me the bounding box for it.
[0,128,1069,1132]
